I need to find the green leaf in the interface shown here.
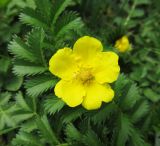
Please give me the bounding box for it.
[20,119,37,133]
[136,0,150,5]
[44,96,65,115]
[55,11,84,39]
[130,67,147,81]
[91,102,117,125]
[155,128,160,146]
[0,92,11,106]
[0,93,33,131]
[4,72,23,91]
[0,0,9,7]
[15,92,31,112]
[83,128,104,146]
[12,113,34,124]
[122,83,140,109]
[52,0,73,25]
[132,9,144,18]
[0,56,11,74]
[130,128,149,146]
[9,37,37,62]
[35,115,59,145]
[12,131,44,146]
[35,0,51,22]
[20,7,48,29]
[0,92,19,130]
[114,74,129,98]
[61,107,85,124]
[0,76,3,88]
[25,74,57,97]
[65,123,82,142]
[27,28,46,65]
[13,64,47,76]
[116,114,133,146]
[9,29,47,77]
[0,126,19,135]
[0,103,19,130]
[144,88,160,102]
[131,101,149,123]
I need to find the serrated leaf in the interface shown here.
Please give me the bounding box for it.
[0,92,11,106]
[52,0,73,25]
[27,28,46,65]
[65,123,82,142]
[9,37,37,62]
[12,113,34,124]
[4,72,23,91]
[61,107,85,124]
[83,128,104,146]
[131,101,149,123]
[116,114,133,146]
[91,102,117,124]
[44,96,65,115]
[20,119,37,132]
[35,115,59,145]
[122,83,140,109]
[25,74,57,97]
[55,11,84,39]
[130,128,149,146]
[12,131,43,146]
[0,103,19,130]
[114,74,129,98]
[35,0,51,23]
[13,65,47,76]
[20,7,48,29]
[15,92,31,111]
[0,126,19,135]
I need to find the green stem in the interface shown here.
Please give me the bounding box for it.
[0,126,19,135]
[35,114,60,145]
[40,28,47,68]
[124,0,138,26]
[40,46,47,68]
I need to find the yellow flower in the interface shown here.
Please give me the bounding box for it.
[49,36,120,110]
[115,36,130,52]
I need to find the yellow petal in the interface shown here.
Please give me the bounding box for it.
[82,81,114,110]
[102,84,114,102]
[49,48,77,80]
[54,79,85,107]
[115,36,130,52]
[73,36,103,64]
[93,51,120,84]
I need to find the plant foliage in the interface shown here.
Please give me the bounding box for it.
[0,0,160,145]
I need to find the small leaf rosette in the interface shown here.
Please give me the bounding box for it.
[49,36,120,110]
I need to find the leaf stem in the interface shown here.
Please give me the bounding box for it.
[40,28,47,68]
[124,0,138,26]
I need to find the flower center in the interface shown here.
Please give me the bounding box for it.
[75,68,94,85]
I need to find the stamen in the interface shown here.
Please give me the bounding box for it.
[74,68,94,85]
